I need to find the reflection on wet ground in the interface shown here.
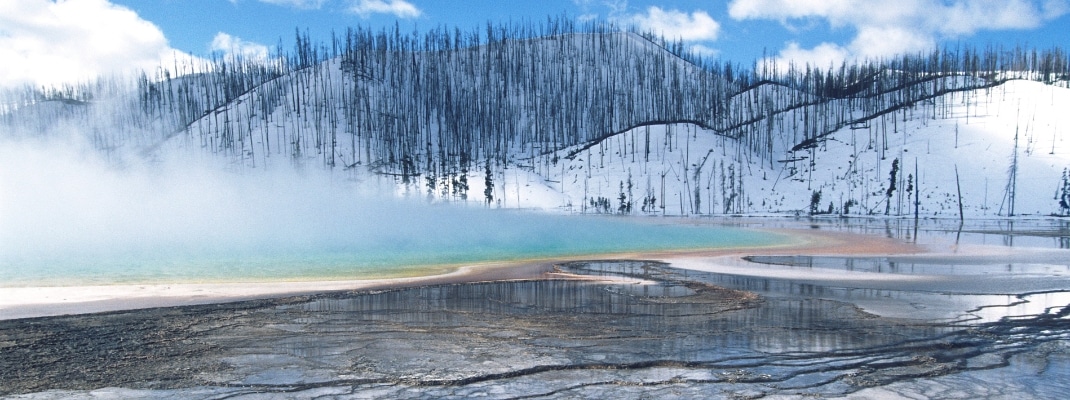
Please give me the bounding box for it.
[726,216,1070,249]
[3,253,1069,398]
[744,254,1070,276]
[729,254,1070,322]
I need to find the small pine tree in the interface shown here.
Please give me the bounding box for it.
[426,168,436,202]
[842,199,857,215]
[401,155,412,185]
[809,190,822,215]
[1058,168,1070,215]
[885,158,899,215]
[906,173,914,209]
[483,161,494,206]
[458,152,469,201]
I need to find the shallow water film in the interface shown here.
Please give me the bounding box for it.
[3,218,1070,400]
[0,215,780,287]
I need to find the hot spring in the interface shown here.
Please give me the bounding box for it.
[0,138,786,286]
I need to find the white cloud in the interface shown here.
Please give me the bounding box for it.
[211,32,270,61]
[728,0,1070,66]
[729,0,853,23]
[621,7,721,41]
[936,0,1054,34]
[1042,0,1070,18]
[258,0,327,8]
[577,13,599,23]
[850,25,933,59]
[768,42,851,71]
[0,0,195,88]
[602,0,629,15]
[349,0,422,19]
[689,44,720,58]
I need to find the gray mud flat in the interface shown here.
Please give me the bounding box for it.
[2,259,1069,399]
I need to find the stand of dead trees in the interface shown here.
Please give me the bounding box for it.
[2,19,1068,206]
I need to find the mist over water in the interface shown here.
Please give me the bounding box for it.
[0,136,780,286]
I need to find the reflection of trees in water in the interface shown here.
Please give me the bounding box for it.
[815,217,1068,249]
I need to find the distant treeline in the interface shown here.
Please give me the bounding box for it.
[2,17,1068,176]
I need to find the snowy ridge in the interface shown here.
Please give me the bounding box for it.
[511,80,1070,218]
[1,26,1069,218]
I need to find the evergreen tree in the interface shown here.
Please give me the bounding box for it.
[809,190,822,215]
[484,161,494,206]
[885,158,899,215]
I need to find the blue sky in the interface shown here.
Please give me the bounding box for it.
[3,0,1070,87]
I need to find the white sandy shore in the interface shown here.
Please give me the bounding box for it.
[0,227,980,321]
[0,274,451,321]
[0,260,563,320]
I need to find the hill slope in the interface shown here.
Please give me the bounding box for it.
[2,27,1069,218]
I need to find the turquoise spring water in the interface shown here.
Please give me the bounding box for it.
[0,214,786,287]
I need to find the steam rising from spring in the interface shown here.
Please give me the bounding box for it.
[0,135,776,285]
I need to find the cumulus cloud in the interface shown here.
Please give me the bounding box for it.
[773,42,851,69]
[349,0,422,19]
[211,32,270,61]
[729,0,1070,67]
[621,6,721,41]
[0,0,196,88]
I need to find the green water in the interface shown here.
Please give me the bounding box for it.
[1,215,785,287]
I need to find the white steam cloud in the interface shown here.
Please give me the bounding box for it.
[0,136,373,260]
[0,134,767,285]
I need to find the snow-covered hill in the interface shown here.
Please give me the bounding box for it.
[2,25,1068,218]
[477,80,1070,218]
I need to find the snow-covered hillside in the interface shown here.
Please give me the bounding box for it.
[2,24,1068,218]
[467,80,1070,218]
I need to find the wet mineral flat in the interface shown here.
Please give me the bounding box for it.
[2,253,1069,399]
